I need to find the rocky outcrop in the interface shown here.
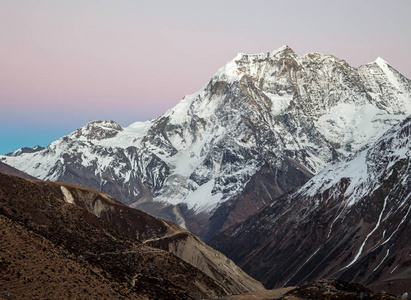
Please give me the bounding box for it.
[145,231,264,295]
[2,46,411,240]
[210,116,411,295]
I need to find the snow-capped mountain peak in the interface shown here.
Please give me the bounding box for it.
[2,46,411,239]
[70,120,123,141]
[300,115,411,207]
[374,56,388,65]
[210,116,411,292]
[214,45,296,83]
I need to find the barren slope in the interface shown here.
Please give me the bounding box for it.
[0,172,264,297]
[0,173,230,299]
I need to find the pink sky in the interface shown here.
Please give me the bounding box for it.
[1,0,410,154]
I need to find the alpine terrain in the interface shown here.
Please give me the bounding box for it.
[0,161,36,180]
[0,168,264,299]
[210,115,411,295]
[2,45,411,240]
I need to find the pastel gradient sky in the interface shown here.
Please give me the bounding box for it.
[1,0,410,154]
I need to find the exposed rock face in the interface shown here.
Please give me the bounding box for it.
[5,145,44,157]
[57,180,265,295]
[209,116,411,295]
[0,172,264,298]
[2,46,411,240]
[145,231,264,295]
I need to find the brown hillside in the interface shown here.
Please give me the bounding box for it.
[0,173,227,299]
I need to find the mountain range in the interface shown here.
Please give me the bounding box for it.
[210,115,411,294]
[2,45,411,297]
[2,45,411,242]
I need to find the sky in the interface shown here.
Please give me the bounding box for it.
[1,0,410,154]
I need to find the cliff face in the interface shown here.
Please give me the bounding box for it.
[210,116,411,295]
[58,177,265,295]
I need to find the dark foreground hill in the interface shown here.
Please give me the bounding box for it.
[0,172,263,299]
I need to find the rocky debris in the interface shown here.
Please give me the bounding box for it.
[212,287,295,300]
[144,231,265,295]
[281,279,397,300]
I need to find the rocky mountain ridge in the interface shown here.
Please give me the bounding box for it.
[0,161,36,180]
[209,115,411,295]
[2,46,411,240]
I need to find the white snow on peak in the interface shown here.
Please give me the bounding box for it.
[9,148,23,156]
[2,46,411,217]
[264,92,293,115]
[374,57,388,66]
[214,56,245,83]
[315,103,403,156]
[163,91,200,125]
[302,116,411,207]
[233,45,291,61]
[374,57,402,91]
[214,45,294,83]
[301,51,325,58]
[113,120,152,144]
[272,45,290,54]
[102,120,153,147]
[126,120,153,134]
[165,179,224,213]
[64,119,153,148]
[85,120,123,130]
[302,150,369,204]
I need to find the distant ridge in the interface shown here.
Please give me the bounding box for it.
[0,161,36,180]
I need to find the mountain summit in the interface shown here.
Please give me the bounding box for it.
[2,46,411,240]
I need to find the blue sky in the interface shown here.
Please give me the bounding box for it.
[1,0,410,154]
